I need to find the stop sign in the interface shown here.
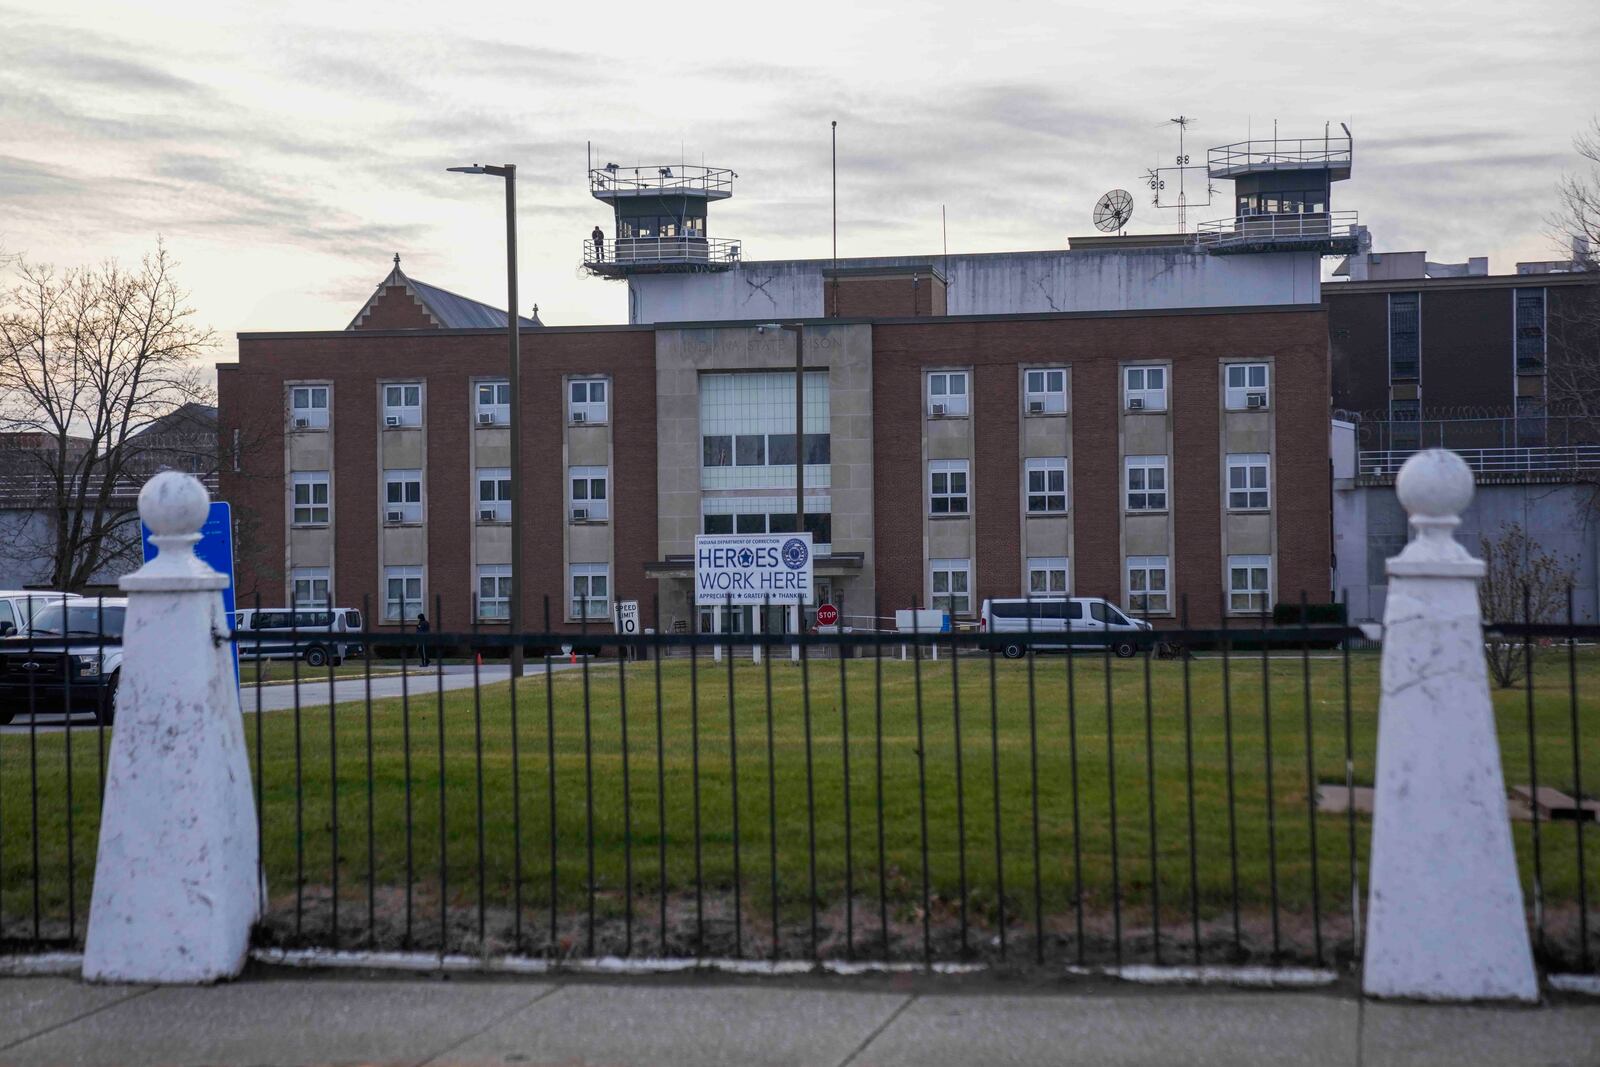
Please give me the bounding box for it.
[816,603,839,627]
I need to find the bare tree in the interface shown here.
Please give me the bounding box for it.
[1546,117,1600,438]
[1479,522,1575,688]
[0,243,217,590]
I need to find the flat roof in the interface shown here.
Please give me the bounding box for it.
[1324,272,1596,295]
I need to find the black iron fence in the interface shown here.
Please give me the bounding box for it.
[0,594,1595,975]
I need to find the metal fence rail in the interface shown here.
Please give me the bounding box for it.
[1360,445,1600,477]
[1,594,1595,975]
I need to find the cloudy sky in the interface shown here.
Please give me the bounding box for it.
[2,0,1595,360]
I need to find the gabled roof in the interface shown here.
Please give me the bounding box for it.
[347,257,542,330]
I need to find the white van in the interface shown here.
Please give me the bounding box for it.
[979,596,1152,659]
[232,606,364,668]
[0,591,81,638]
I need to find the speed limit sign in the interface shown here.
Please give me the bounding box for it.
[616,600,640,635]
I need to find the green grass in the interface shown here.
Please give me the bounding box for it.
[4,647,1597,964]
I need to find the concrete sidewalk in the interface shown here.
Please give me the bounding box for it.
[0,972,1595,1066]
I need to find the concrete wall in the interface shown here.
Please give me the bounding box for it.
[629,249,1324,324]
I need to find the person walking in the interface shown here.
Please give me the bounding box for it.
[591,224,605,261]
[415,612,431,667]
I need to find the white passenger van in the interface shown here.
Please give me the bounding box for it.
[0,591,81,637]
[231,606,364,668]
[979,596,1152,659]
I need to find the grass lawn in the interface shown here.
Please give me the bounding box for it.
[3,645,1596,965]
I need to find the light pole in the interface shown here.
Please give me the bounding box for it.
[448,162,524,677]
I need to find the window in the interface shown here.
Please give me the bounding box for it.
[1124,366,1167,411]
[569,378,608,424]
[1515,289,1546,370]
[384,566,423,622]
[1516,395,1547,447]
[476,380,510,426]
[1229,555,1271,613]
[1024,368,1068,414]
[1028,557,1069,595]
[1389,293,1420,380]
[735,434,766,466]
[569,465,609,521]
[1225,363,1270,410]
[1125,456,1168,511]
[929,459,970,515]
[570,563,610,620]
[477,564,511,621]
[1127,556,1169,616]
[1390,398,1421,449]
[384,469,422,524]
[703,514,733,534]
[291,567,330,609]
[476,467,511,522]
[291,472,330,526]
[701,431,831,470]
[1024,457,1068,513]
[927,370,969,417]
[930,558,971,616]
[382,383,422,427]
[289,385,329,429]
[1226,453,1270,510]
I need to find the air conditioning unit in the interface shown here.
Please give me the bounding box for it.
[384,415,401,428]
[477,412,495,426]
[293,417,310,429]
[571,507,589,521]
[1027,400,1045,414]
[386,509,405,523]
[1128,397,1145,411]
[479,509,497,522]
[572,411,587,424]
[931,402,948,416]
[1246,392,1267,409]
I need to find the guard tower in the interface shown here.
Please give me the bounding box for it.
[582,163,741,277]
[1195,129,1361,255]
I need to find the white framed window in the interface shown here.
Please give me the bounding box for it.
[569,465,609,522]
[927,370,969,417]
[1124,365,1167,411]
[291,566,330,609]
[1226,453,1271,510]
[476,467,511,523]
[569,563,610,620]
[930,558,972,616]
[929,459,970,516]
[382,382,422,427]
[1125,455,1168,511]
[1127,555,1170,616]
[569,378,608,424]
[383,469,422,524]
[477,564,511,621]
[475,380,510,426]
[1229,554,1272,613]
[384,565,423,623]
[1023,368,1067,414]
[291,471,330,526]
[289,385,329,430]
[1024,457,1068,514]
[1027,556,1069,595]
[1225,363,1270,410]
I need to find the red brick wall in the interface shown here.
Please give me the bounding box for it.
[351,286,438,330]
[825,274,944,318]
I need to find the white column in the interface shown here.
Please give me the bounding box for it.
[84,472,260,984]
[1362,450,1538,1002]
[712,602,723,663]
[789,603,801,662]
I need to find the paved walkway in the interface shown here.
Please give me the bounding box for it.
[0,972,1594,1066]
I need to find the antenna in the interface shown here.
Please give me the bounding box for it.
[1140,113,1211,232]
[1093,190,1134,236]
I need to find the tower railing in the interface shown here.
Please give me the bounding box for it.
[1193,210,1360,251]
[589,165,735,198]
[1208,137,1353,177]
[582,236,742,272]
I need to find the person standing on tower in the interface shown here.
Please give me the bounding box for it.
[591,224,605,261]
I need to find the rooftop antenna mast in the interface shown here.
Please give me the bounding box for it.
[1172,115,1192,231]
[1140,113,1214,234]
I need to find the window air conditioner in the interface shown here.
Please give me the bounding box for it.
[479,509,497,522]
[386,509,405,523]
[931,402,948,416]
[1128,397,1145,411]
[294,416,310,429]
[1246,393,1267,409]
[477,412,495,426]
[572,411,586,424]
[1027,400,1045,414]
[384,415,401,428]
[571,507,589,521]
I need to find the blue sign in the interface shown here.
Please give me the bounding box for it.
[142,500,237,684]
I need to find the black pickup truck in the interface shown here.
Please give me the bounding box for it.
[0,599,126,726]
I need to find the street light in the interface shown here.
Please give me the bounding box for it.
[449,162,524,677]
[757,322,805,647]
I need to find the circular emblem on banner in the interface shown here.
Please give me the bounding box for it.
[782,537,808,570]
[737,548,756,568]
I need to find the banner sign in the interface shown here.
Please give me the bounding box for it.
[694,533,813,605]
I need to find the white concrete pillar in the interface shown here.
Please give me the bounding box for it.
[83,472,261,984]
[711,603,723,663]
[1362,450,1538,1002]
[789,603,801,662]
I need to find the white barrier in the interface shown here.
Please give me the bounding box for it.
[1362,450,1538,1002]
[82,472,261,984]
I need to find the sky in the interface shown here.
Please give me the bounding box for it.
[2,0,1596,363]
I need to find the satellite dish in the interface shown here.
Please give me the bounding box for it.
[1094,189,1134,234]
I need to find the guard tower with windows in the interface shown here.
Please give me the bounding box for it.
[1196,130,1360,255]
[582,163,741,277]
